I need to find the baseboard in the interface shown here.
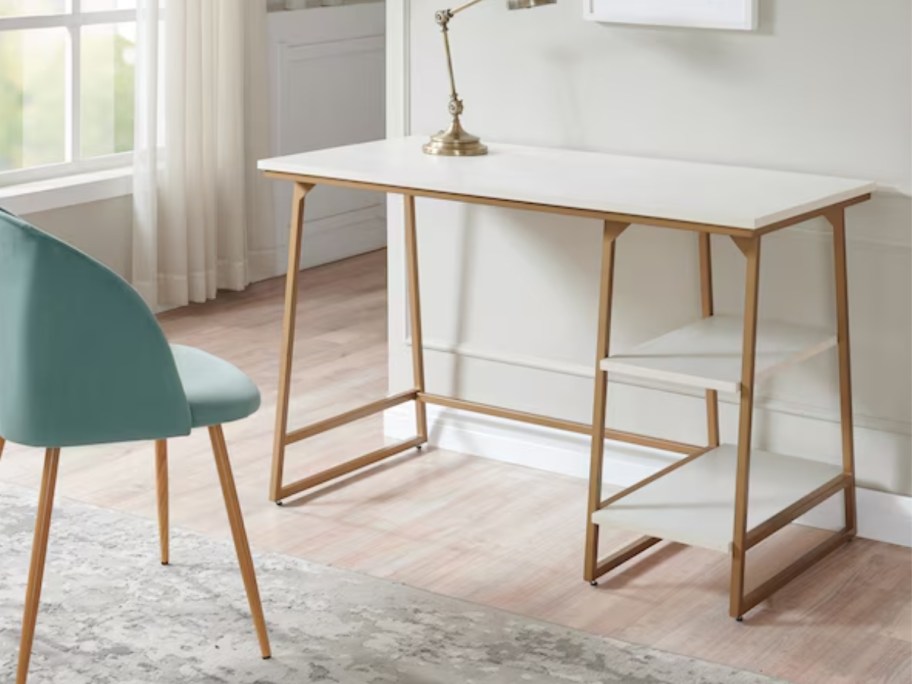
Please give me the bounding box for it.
[385,403,912,548]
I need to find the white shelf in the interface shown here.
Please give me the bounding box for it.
[591,445,842,553]
[601,315,836,394]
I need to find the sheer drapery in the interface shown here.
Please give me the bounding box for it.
[132,0,274,308]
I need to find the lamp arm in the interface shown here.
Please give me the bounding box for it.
[449,0,486,16]
[434,0,485,121]
[435,13,460,115]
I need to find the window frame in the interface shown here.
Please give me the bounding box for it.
[0,2,137,188]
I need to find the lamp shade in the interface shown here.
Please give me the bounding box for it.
[507,0,556,9]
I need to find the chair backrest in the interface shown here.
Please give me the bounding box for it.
[0,209,191,447]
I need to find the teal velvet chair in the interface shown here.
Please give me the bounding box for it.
[0,209,270,683]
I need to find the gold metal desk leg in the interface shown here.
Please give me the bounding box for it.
[404,195,429,443]
[584,220,628,584]
[729,236,762,619]
[699,233,720,447]
[269,188,427,503]
[270,182,313,502]
[828,208,857,535]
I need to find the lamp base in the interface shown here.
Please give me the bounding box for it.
[423,119,488,157]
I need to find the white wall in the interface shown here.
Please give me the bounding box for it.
[23,196,133,278]
[386,1,912,502]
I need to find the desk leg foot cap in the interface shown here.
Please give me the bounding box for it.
[589,581,598,587]
[276,501,284,507]
[735,616,744,622]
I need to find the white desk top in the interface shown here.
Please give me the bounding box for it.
[258,137,874,230]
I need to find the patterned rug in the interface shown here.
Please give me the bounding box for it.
[0,483,782,683]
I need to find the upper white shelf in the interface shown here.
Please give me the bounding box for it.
[602,315,836,394]
[258,137,874,230]
[592,444,842,553]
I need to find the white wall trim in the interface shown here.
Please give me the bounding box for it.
[0,167,132,216]
[386,0,411,139]
[385,402,912,548]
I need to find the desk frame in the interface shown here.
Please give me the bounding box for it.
[266,170,869,619]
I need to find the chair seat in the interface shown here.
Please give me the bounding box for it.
[171,345,261,428]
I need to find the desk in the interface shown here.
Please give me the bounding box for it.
[259,137,873,619]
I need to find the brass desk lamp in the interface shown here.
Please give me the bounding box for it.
[423,0,557,156]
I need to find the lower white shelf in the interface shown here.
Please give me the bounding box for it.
[591,444,843,553]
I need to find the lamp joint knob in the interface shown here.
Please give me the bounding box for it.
[435,9,453,28]
[448,96,464,117]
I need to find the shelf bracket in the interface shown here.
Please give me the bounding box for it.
[730,235,758,258]
[604,220,628,242]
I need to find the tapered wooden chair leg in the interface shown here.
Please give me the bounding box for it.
[17,448,61,684]
[155,440,169,565]
[208,425,271,659]
[0,437,6,461]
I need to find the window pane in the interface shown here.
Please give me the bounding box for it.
[80,22,135,159]
[81,0,137,11]
[0,28,66,172]
[0,0,65,18]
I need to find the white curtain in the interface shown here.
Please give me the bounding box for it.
[132,0,274,308]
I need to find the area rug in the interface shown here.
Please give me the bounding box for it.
[0,483,782,683]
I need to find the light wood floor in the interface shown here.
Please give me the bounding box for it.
[1,249,909,684]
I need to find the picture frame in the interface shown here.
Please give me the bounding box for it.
[583,0,758,31]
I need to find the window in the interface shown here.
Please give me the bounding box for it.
[0,0,136,187]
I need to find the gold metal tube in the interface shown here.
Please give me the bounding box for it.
[441,25,458,103]
[449,0,486,16]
